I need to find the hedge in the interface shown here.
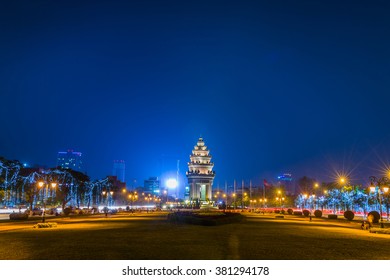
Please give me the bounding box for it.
[9,213,29,220]
[344,210,355,221]
[328,214,338,219]
[302,210,310,217]
[368,211,380,223]
[314,210,322,218]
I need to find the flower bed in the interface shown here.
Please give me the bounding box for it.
[33,222,58,228]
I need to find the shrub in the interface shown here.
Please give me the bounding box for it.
[328,214,338,219]
[314,210,322,218]
[9,213,29,220]
[302,210,310,217]
[287,208,293,215]
[293,211,303,216]
[344,210,355,221]
[280,209,285,214]
[368,211,380,223]
[274,209,280,214]
[33,222,57,228]
[63,207,72,216]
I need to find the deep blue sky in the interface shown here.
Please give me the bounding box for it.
[1,0,390,187]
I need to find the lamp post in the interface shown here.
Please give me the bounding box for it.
[232,193,236,210]
[312,194,316,210]
[102,190,114,216]
[165,178,177,207]
[369,176,389,228]
[122,188,127,204]
[128,192,138,209]
[302,194,308,209]
[37,181,57,223]
[275,196,285,211]
[102,191,114,207]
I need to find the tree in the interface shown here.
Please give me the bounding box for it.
[297,176,316,194]
[326,189,342,214]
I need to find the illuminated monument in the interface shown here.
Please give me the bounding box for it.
[186,137,215,202]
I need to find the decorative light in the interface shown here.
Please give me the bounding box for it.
[166,178,178,189]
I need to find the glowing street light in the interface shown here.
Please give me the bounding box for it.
[166,178,178,189]
[165,179,177,205]
[102,190,114,211]
[37,180,57,223]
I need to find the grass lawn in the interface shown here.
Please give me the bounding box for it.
[0,212,389,260]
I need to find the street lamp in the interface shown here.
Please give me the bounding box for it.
[312,194,316,210]
[165,178,177,205]
[275,196,285,211]
[102,190,114,210]
[128,192,138,209]
[37,181,57,223]
[369,176,389,228]
[222,194,227,210]
[303,194,308,209]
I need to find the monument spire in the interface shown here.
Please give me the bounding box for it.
[186,137,215,205]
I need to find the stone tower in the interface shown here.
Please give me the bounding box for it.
[186,137,215,202]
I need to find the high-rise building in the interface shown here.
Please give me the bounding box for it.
[277,173,295,195]
[143,177,160,195]
[57,150,83,171]
[113,160,125,182]
[186,137,215,202]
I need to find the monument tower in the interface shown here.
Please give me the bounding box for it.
[186,137,215,202]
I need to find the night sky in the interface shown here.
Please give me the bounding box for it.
[1,0,390,187]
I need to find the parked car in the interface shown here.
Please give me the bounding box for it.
[32,208,43,216]
[48,208,58,215]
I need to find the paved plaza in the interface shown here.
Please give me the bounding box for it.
[0,212,389,260]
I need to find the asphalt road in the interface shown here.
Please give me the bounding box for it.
[0,212,389,260]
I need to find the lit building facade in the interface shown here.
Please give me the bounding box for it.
[57,150,83,171]
[113,160,125,182]
[186,137,215,202]
[143,177,160,195]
